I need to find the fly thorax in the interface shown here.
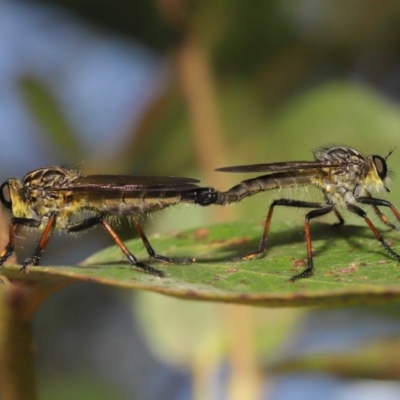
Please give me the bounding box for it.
[343,190,356,204]
[320,173,359,193]
[21,166,82,215]
[323,174,359,204]
[315,146,365,166]
[23,166,81,189]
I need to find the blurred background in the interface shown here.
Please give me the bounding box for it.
[2,0,400,399]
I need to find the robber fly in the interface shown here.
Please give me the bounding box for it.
[0,166,215,280]
[202,146,400,282]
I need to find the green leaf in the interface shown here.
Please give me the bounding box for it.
[3,220,400,307]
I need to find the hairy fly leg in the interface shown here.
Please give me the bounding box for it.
[20,213,57,274]
[357,196,400,230]
[130,220,192,265]
[289,205,334,282]
[67,216,165,277]
[348,202,400,262]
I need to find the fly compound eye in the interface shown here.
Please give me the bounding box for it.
[372,155,388,181]
[0,181,12,209]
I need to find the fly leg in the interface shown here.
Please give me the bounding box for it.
[323,193,344,226]
[0,218,41,266]
[234,199,334,281]
[349,200,400,261]
[358,194,398,230]
[371,205,397,230]
[233,199,326,262]
[289,205,334,282]
[0,224,19,267]
[332,209,345,226]
[132,220,192,264]
[67,217,165,277]
[20,213,57,274]
[0,217,42,280]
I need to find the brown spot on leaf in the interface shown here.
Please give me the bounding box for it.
[378,260,389,265]
[230,237,251,245]
[335,264,358,274]
[193,228,210,240]
[291,258,306,267]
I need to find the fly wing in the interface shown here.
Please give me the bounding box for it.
[216,160,343,173]
[54,175,201,192]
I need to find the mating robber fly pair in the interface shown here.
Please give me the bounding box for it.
[0,145,399,282]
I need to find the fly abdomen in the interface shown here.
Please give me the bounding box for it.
[183,187,218,205]
[215,171,315,205]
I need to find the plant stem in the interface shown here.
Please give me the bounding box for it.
[0,282,37,400]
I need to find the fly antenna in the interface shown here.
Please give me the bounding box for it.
[385,147,396,161]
